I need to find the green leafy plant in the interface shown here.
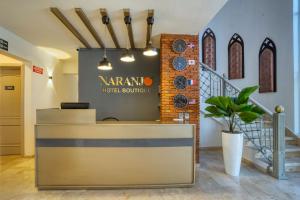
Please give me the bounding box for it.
[204,86,264,133]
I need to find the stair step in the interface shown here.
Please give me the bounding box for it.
[285,157,300,172]
[285,137,298,145]
[285,145,300,152]
[245,135,297,148]
[286,136,295,140]
[285,145,300,158]
[286,157,300,166]
[247,136,296,143]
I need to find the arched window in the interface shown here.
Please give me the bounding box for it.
[202,28,216,70]
[259,38,276,93]
[228,33,244,79]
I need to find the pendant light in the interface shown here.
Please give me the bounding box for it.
[98,16,113,71]
[120,16,135,62]
[120,49,135,62]
[143,41,158,56]
[143,15,158,57]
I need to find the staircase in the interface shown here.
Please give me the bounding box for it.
[285,133,300,172]
[245,132,300,172]
[199,62,300,175]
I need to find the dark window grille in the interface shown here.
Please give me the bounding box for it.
[202,28,216,70]
[228,33,244,80]
[259,38,276,93]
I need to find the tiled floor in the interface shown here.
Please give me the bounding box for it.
[0,151,300,200]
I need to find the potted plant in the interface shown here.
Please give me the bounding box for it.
[204,86,264,176]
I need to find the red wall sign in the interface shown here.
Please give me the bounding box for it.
[32,66,43,75]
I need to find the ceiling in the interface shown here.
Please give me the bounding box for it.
[0,0,227,60]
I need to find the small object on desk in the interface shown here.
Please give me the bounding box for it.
[178,112,184,120]
[102,116,119,121]
[184,112,190,121]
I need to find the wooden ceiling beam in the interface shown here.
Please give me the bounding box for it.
[50,7,91,48]
[123,9,135,49]
[75,8,105,48]
[99,8,120,48]
[146,9,154,46]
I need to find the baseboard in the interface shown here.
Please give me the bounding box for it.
[200,146,222,151]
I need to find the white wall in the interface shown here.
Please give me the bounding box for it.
[57,57,79,102]
[199,0,296,134]
[0,26,77,155]
[293,0,300,134]
[53,64,78,102]
[200,113,222,148]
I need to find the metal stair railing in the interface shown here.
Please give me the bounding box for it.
[200,62,286,179]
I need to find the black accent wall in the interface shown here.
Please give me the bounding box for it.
[78,49,160,121]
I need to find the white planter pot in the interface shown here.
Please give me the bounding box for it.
[222,131,243,176]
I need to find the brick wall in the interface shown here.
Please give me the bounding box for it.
[160,34,200,162]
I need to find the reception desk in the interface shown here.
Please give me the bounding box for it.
[35,109,196,189]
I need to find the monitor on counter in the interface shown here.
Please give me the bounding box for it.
[61,102,90,109]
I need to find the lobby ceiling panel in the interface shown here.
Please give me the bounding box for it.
[0,0,228,59]
[123,9,135,49]
[50,7,91,48]
[100,8,121,48]
[75,8,105,48]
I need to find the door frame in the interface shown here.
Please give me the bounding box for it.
[0,50,32,156]
[0,65,22,155]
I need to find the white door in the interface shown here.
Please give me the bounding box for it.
[0,67,21,155]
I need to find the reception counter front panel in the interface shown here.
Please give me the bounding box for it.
[35,117,196,189]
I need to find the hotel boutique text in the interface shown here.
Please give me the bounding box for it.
[99,76,153,94]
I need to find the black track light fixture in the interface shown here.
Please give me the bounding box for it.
[143,13,157,57]
[98,15,113,71]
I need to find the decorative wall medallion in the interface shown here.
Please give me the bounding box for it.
[172,56,188,71]
[174,76,187,89]
[172,39,187,53]
[173,94,188,108]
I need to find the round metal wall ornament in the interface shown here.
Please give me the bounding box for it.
[174,76,187,89]
[172,56,188,71]
[172,39,187,53]
[173,94,188,109]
